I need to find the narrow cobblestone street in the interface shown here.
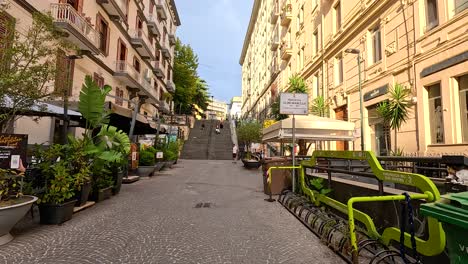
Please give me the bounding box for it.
[1,160,344,264]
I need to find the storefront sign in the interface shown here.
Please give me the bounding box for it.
[280,93,308,115]
[0,134,28,169]
[156,152,163,159]
[363,85,388,102]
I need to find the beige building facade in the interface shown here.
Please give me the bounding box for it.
[4,0,180,145]
[240,0,468,156]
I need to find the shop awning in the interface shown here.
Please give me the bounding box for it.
[262,115,355,142]
[107,102,157,135]
[2,96,81,117]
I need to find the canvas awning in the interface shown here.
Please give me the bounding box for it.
[2,96,81,117]
[262,115,355,142]
[107,102,158,135]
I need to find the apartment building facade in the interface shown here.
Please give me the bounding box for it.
[240,0,468,156]
[5,0,180,145]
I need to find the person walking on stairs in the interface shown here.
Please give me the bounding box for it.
[232,144,238,163]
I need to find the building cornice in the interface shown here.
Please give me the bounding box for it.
[239,0,261,65]
[168,0,181,26]
[13,0,37,13]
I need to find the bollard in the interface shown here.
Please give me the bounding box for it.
[264,167,275,202]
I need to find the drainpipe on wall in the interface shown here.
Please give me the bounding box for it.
[412,1,420,153]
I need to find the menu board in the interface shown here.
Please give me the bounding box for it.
[0,134,28,169]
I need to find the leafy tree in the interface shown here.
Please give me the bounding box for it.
[0,12,73,133]
[376,83,412,153]
[310,96,331,117]
[237,121,262,154]
[173,38,209,114]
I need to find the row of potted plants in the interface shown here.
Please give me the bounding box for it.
[0,76,131,245]
[137,140,181,177]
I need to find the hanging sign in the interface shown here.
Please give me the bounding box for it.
[0,134,28,169]
[279,93,308,115]
[156,152,163,159]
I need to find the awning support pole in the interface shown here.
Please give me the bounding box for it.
[128,98,140,142]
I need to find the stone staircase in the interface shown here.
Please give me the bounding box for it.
[181,120,233,160]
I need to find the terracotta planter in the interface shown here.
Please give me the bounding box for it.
[39,199,77,225]
[0,195,38,245]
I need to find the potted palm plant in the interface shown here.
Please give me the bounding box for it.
[0,168,38,245]
[96,125,130,195]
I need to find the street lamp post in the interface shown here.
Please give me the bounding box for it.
[211,96,214,120]
[345,48,365,151]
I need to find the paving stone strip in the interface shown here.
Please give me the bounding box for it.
[1,160,344,264]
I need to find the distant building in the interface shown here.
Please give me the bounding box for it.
[206,99,227,120]
[5,0,180,145]
[240,0,468,156]
[229,96,242,119]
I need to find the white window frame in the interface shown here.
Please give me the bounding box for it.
[370,25,382,64]
[333,1,341,34]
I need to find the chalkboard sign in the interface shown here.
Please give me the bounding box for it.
[0,134,28,169]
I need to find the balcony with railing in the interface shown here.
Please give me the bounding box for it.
[161,45,171,60]
[114,60,141,89]
[146,13,160,37]
[280,41,293,60]
[159,100,171,114]
[280,2,293,26]
[168,33,176,46]
[129,29,155,60]
[270,26,280,51]
[152,61,165,79]
[50,3,101,54]
[270,56,279,76]
[156,0,168,21]
[271,0,280,24]
[96,0,127,21]
[141,75,158,103]
[166,79,175,93]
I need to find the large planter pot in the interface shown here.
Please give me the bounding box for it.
[242,159,261,169]
[39,199,77,225]
[0,195,38,245]
[163,161,176,169]
[137,166,156,177]
[113,171,124,195]
[154,162,164,172]
[74,182,92,207]
[90,187,113,203]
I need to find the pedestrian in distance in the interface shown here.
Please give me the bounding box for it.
[215,124,220,134]
[220,121,224,129]
[201,123,205,130]
[232,144,238,163]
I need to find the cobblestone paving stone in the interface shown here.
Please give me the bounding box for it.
[1,160,344,264]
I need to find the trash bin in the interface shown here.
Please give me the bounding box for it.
[420,192,468,264]
[261,157,292,195]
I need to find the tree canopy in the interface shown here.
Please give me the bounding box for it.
[0,12,74,132]
[173,38,209,114]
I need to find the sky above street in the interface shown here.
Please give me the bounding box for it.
[176,0,253,104]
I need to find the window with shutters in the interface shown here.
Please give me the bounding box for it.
[116,87,124,106]
[0,12,15,70]
[425,0,439,31]
[96,13,110,55]
[55,50,75,95]
[93,73,104,88]
[133,56,141,73]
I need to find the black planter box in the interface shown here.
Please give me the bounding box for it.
[39,200,77,225]
[113,172,124,195]
[74,182,92,207]
[242,159,261,169]
[90,187,113,202]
